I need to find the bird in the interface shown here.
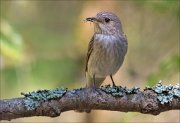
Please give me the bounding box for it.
[85,11,128,88]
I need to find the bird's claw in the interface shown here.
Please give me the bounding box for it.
[91,86,101,95]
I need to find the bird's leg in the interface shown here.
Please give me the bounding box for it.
[93,74,96,89]
[92,74,101,95]
[110,75,116,87]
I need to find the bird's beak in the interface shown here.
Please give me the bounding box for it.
[86,17,98,22]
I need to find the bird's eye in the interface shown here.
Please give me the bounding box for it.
[104,18,110,23]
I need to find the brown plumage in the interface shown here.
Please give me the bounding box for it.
[85,11,128,88]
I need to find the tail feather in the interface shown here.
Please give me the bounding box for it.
[86,73,105,88]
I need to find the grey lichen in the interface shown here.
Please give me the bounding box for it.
[152,81,180,104]
[21,87,67,110]
[69,87,83,96]
[100,85,140,97]
[100,81,180,104]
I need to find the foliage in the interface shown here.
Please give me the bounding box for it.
[147,55,179,86]
[0,20,24,63]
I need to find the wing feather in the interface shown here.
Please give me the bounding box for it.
[85,35,95,72]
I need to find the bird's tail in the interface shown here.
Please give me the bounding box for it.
[86,73,106,88]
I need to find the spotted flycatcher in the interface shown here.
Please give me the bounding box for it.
[85,11,128,88]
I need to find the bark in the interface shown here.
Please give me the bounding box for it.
[0,87,180,121]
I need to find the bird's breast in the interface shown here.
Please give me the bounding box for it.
[88,34,126,77]
[95,34,117,47]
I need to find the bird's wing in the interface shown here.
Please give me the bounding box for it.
[123,34,128,54]
[85,35,94,72]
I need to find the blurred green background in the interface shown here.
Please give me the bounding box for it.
[0,0,179,122]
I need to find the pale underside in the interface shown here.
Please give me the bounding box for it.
[86,33,127,87]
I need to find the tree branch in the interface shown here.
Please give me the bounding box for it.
[0,82,180,121]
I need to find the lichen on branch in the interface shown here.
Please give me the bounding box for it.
[21,87,67,110]
[0,81,179,121]
[150,81,180,104]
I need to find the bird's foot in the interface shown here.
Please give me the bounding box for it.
[91,86,101,95]
[112,83,116,87]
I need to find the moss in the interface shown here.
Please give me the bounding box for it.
[100,85,140,97]
[152,81,180,104]
[21,87,67,110]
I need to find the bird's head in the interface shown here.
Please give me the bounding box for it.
[86,11,123,35]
